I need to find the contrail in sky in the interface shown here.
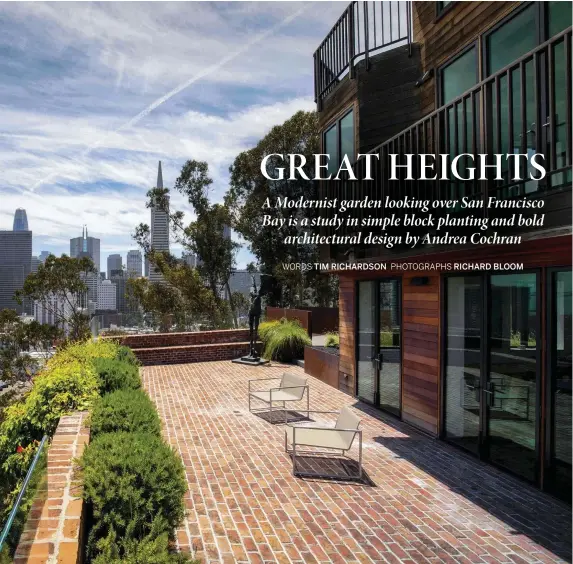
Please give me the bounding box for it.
[30,3,310,192]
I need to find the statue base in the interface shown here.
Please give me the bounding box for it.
[232,355,269,366]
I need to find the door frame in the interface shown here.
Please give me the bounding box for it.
[543,266,572,496]
[441,270,542,484]
[355,277,403,417]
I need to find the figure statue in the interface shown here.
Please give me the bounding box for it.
[248,277,262,358]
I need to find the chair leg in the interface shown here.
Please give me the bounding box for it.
[284,431,288,453]
[307,390,310,419]
[248,393,251,413]
[358,435,363,480]
[292,441,297,475]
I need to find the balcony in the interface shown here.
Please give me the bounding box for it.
[314,1,412,106]
[318,28,572,258]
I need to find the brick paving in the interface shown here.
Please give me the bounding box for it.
[143,361,572,564]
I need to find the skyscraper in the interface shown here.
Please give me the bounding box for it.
[13,209,29,231]
[0,230,32,313]
[149,161,169,283]
[107,254,123,275]
[70,226,100,271]
[31,256,40,273]
[39,251,51,263]
[127,250,143,277]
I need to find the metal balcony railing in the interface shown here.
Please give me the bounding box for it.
[314,1,412,104]
[320,28,572,242]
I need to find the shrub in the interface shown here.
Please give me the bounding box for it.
[47,339,122,370]
[258,320,279,342]
[81,432,186,560]
[92,527,196,564]
[262,319,311,362]
[115,345,139,366]
[324,332,340,348]
[90,389,160,438]
[93,358,141,395]
[0,361,99,461]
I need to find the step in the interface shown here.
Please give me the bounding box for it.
[133,341,253,366]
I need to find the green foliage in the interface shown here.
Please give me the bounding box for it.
[90,389,160,438]
[226,110,338,308]
[261,319,311,362]
[92,525,197,564]
[14,254,96,342]
[93,358,141,395]
[258,320,279,342]
[324,332,340,348]
[81,432,187,560]
[115,345,140,366]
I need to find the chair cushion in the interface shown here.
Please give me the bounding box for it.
[280,372,307,400]
[250,390,300,403]
[285,425,355,451]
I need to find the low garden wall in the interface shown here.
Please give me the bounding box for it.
[14,412,89,564]
[105,328,250,349]
[304,346,347,392]
[102,329,252,366]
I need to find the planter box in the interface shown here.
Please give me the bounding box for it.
[304,346,343,392]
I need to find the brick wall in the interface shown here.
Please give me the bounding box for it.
[134,342,252,366]
[15,412,89,564]
[103,329,250,349]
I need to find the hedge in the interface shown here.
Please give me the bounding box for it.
[90,389,160,438]
[0,338,138,559]
[81,432,187,560]
[93,357,141,395]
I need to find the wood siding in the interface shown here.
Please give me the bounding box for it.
[338,275,356,395]
[357,45,423,153]
[412,1,520,116]
[402,273,440,435]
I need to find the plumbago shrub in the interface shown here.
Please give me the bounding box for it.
[81,432,187,560]
[261,318,311,362]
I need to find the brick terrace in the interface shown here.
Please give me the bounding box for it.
[143,361,572,564]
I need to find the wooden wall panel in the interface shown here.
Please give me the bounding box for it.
[412,1,520,116]
[338,275,355,395]
[401,273,440,436]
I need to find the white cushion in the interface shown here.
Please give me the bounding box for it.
[280,372,307,400]
[285,426,356,451]
[250,390,300,403]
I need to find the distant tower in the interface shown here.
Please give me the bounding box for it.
[13,209,29,231]
[70,226,100,271]
[127,249,143,277]
[149,161,170,283]
[107,254,123,275]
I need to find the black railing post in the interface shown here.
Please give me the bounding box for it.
[364,1,370,70]
[348,3,356,79]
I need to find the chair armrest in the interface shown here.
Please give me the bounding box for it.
[289,426,361,433]
[270,385,309,392]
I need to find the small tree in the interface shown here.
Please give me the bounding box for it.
[133,160,240,328]
[14,254,95,342]
[0,309,61,382]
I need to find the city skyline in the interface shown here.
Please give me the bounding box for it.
[0,2,343,270]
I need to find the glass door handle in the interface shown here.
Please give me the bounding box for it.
[483,385,495,407]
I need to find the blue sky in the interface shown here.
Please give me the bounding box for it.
[0,1,344,272]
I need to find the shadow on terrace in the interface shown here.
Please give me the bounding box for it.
[351,399,572,562]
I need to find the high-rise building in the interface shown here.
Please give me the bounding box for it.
[225,270,261,299]
[97,279,116,311]
[109,269,128,313]
[182,252,197,268]
[223,224,231,240]
[149,161,170,283]
[0,230,32,313]
[13,209,29,231]
[127,250,143,277]
[107,254,123,275]
[70,226,100,271]
[39,251,51,263]
[31,256,40,273]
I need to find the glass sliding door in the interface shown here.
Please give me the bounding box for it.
[548,270,572,502]
[378,280,401,416]
[444,277,482,455]
[357,281,377,403]
[488,273,539,482]
[356,279,402,415]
